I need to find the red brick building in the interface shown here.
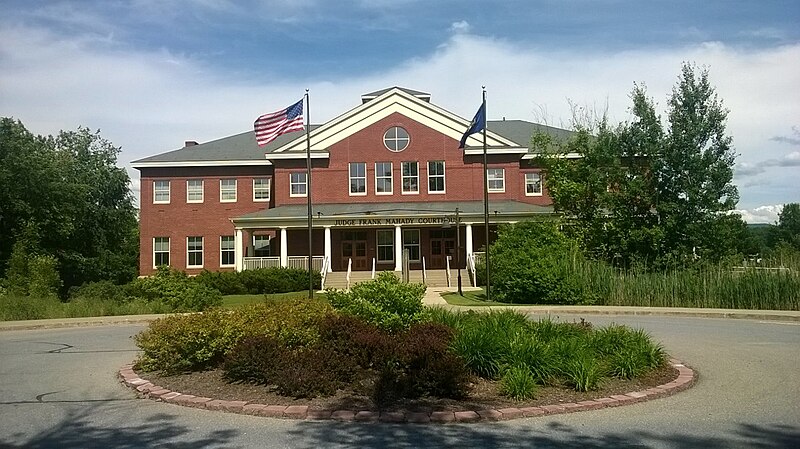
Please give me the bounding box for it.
[132,87,569,279]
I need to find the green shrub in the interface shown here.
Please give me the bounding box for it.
[327,272,426,332]
[195,270,246,295]
[68,280,127,303]
[223,335,286,385]
[27,255,63,299]
[450,324,504,379]
[504,334,558,384]
[125,267,221,311]
[499,365,539,400]
[239,267,320,294]
[0,294,61,320]
[486,221,591,304]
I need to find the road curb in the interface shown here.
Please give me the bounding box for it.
[119,358,697,424]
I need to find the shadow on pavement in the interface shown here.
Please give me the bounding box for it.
[289,419,800,448]
[0,404,240,449]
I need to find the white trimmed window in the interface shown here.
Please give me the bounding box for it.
[427,161,445,194]
[220,236,235,267]
[253,178,270,202]
[487,168,505,193]
[401,161,418,194]
[187,179,203,203]
[220,179,237,202]
[349,162,366,195]
[525,173,543,196]
[253,235,270,257]
[187,236,203,268]
[153,237,170,267]
[403,229,420,262]
[375,162,393,195]
[290,172,307,197]
[376,229,394,263]
[153,180,170,204]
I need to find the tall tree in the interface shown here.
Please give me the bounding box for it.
[0,118,139,291]
[539,63,743,269]
[776,203,800,249]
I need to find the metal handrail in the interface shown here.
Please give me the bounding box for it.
[445,255,452,288]
[371,257,376,279]
[466,252,477,287]
[422,257,427,285]
[346,258,353,290]
[320,255,330,290]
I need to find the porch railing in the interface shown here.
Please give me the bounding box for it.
[243,257,280,270]
[243,256,324,271]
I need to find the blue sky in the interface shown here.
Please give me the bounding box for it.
[1,0,798,222]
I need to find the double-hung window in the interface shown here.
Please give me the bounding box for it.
[427,161,445,193]
[349,162,366,195]
[487,168,505,193]
[375,162,393,195]
[220,179,237,202]
[290,172,307,197]
[187,179,203,203]
[402,229,420,262]
[253,178,270,202]
[187,236,203,268]
[376,229,394,263]
[401,161,418,194]
[220,236,235,267]
[153,180,170,204]
[153,237,170,267]
[525,173,543,196]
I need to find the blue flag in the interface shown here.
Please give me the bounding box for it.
[458,102,486,149]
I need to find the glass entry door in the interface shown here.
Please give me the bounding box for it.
[429,229,455,269]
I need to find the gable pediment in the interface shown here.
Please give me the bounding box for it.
[269,88,520,155]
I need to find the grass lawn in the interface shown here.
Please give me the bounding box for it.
[441,289,509,306]
[222,291,327,308]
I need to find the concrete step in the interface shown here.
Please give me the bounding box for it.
[322,270,453,289]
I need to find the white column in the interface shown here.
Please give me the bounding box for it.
[394,225,402,271]
[465,224,473,256]
[324,226,332,272]
[280,227,288,268]
[234,228,244,272]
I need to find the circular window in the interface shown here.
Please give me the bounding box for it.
[383,126,409,152]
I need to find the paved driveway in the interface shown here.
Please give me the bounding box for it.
[0,315,798,448]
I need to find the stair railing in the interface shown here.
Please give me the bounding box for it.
[319,255,330,290]
[346,258,353,291]
[371,257,376,279]
[466,252,477,287]
[446,255,452,288]
[422,257,427,285]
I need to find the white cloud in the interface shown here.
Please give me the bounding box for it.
[1,25,798,212]
[734,204,784,224]
[450,20,471,34]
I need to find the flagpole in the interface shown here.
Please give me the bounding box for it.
[305,89,314,299]
[481,87,491,302]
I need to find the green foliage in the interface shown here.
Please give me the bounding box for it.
[327,271,426,331]
[135,299,332,374]
[538,64,741,270]
[499,365,539,401]
[68,280,127,304]
[25,255,62,300]
[561,352,604,392]
[488,221,591,304]
[195,270,247,295]
[0,118,139,292]
[125,266,222,311]
[195,267,321,295]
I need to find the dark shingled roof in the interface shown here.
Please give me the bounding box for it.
[234,200,553,222]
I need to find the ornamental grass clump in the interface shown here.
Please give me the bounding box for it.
[499,365,539,401]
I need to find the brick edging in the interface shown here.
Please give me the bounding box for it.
[118,358,696,423]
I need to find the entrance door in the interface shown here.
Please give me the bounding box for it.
[429,229,456,269]
[341,231,368,270]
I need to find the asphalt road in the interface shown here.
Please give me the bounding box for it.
[0,315,798,448]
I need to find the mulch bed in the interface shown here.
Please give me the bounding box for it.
[141,364,678,413]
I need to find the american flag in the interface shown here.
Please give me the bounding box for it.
[254,99,305,146]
